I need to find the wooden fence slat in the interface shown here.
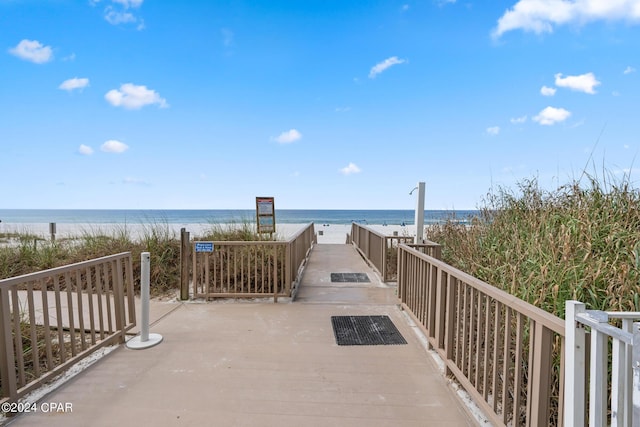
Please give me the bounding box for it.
[0,253,135,404]
[0,287,17,400]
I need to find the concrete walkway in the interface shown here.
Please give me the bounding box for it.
[7,244,479,427]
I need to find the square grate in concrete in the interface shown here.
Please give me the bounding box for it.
[330,273,370,283]
[331,315,407,346]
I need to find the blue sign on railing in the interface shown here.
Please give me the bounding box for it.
[195,242,214,253]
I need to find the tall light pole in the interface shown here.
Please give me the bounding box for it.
[411,182,425,244]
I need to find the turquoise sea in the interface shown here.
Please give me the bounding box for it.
[0,209,479,226]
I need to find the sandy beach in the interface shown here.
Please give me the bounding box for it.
[0,222,418,245]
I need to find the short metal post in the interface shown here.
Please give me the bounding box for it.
[127,252,163,349]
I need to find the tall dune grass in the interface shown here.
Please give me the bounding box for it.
[429,173,640,318]
[0,221,267,297]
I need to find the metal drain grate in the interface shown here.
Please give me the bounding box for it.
[331,315,407,346]
[330,273,370,283]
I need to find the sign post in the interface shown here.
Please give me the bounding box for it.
[256,197,276,236]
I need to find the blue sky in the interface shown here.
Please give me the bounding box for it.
[2,0,640,210]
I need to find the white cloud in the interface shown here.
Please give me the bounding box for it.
[624,144,630,149]
[8,39,53,64]
[335,107,351,113]
[555,72,600,94]
[569,118,585,128]
[105,9,136,24]
[510,115,528,124]
[369,56,406,79]
[533,106,571,125]
[59,77,89,91]
[624,66,636,74]
[541,86,556,96]
[105,83,168,109]
[101,140,129,153]
[78,144,94,155]
[340,162,361,175]
[493,0,640,38]
[123,177,150,185]
[486,126,501,135]
[272,129,302,144]
[103,0,143,27]
[401,4,410,11]
[112,0,143,8]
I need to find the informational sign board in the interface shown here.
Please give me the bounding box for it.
[256,197,275,234]
[195,242,214,253]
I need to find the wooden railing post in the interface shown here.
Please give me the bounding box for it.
[398,246,406,302]
[444,275,456,376]
[529,321,554,426]
[273,244,279,303]
[286,242,292,297]
[180,228,190,300]
[435,269,447,350]
[382,237,388,282]
[0,287,17,401]
[113,258,126,343]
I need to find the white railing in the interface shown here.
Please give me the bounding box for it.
[565,300,640,426]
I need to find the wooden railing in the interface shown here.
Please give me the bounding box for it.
[350,223,441,281]
[287,223,316,295]
[565,301,640,426]
[0,253,136,405]
[191,223,314,301]
[397,244,565,427]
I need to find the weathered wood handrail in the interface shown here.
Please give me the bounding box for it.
[0,252,136,405]
[190,223,314,301]
[397,244,565,426]
[350,222,441,281]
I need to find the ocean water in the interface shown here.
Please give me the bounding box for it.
[0,209,480,226]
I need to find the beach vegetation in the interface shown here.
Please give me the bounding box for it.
[199,219,281,242]
[425,170,640,424]
[194,220,286,295]
[0,221,279,297]
[428,172,640,317]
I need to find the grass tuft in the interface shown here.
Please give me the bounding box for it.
[0,221,274,297]
[429,173,640,318]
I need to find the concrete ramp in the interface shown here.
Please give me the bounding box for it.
[9,244,480,427]
[295,244,398,305]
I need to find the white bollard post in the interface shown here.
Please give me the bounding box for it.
[141,251,151,342]
[127,252,163,350]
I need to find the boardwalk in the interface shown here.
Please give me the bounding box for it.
[7,244,479,427]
